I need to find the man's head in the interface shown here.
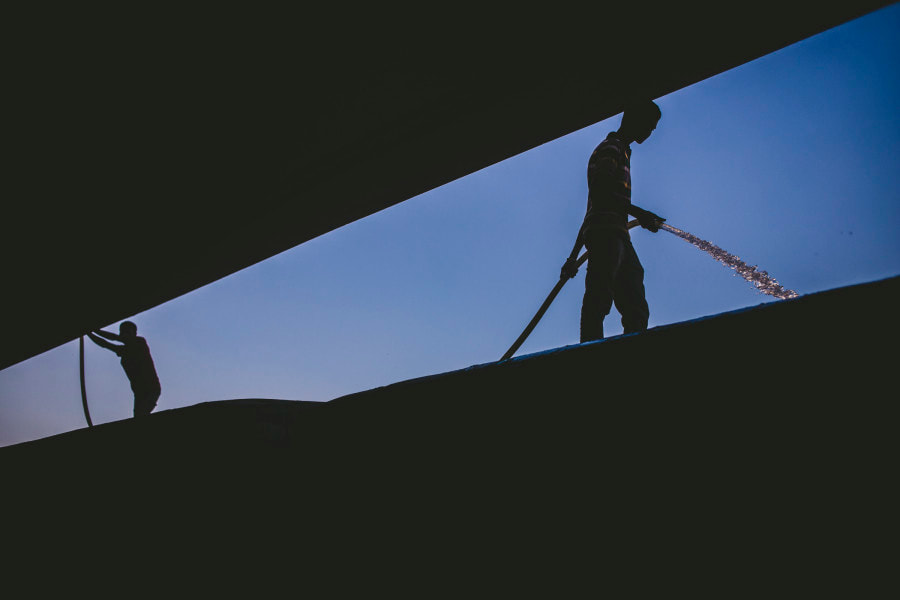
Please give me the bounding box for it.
[620,100,661,144]
[119,321,138,338]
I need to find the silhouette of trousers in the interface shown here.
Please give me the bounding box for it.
[133,387,161,418]
[580,228,649,343]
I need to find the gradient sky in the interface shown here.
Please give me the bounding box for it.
[3,5,899,447]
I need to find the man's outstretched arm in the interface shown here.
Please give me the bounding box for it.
[628,204,665,232]
[86,331,121,352]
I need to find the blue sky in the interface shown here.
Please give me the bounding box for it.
[2,4,898,447]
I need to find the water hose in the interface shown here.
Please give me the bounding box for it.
[501,217,799,360]
[79,336,94,427]
[500,219,640,361]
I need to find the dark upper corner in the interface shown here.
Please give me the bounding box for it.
[1,2,893,371]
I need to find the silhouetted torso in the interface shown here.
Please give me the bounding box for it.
[585,131,632,235]
[113,336,160,393]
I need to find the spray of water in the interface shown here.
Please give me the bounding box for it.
[659,223,799,300]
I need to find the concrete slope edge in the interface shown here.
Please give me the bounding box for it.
[1,273,897,455]
[328,273,900,405]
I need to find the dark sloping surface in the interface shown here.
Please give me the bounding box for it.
[3,2,893,370]
[3,275,897,588]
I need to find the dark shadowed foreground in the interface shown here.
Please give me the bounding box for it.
[3,276,897,593]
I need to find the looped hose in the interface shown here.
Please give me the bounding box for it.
[79,336,94,427]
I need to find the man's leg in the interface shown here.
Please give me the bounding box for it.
[580,230,624,343]
[613,239,650,334]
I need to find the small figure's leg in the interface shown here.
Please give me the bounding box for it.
[133,389,160,418]
[133,392,144,418]
[148,388,160,414]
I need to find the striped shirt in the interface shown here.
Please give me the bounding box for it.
[584,131,631,233]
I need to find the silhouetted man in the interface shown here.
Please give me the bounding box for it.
[561,100,665,342]
[87,321,161,417]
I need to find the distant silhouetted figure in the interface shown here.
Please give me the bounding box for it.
[561,100,665,342]
[87,321,161,417]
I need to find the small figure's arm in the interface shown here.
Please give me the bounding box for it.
[87,331,122,353]
[92,329,121,341]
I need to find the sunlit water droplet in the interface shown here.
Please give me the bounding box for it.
[659,223,799,300]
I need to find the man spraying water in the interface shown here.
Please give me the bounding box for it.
[561,100,665,342]
[500,100,798,361]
